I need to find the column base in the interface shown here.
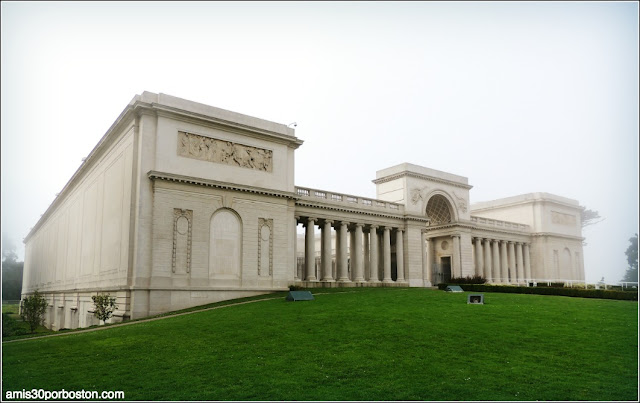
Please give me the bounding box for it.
[382,278,393,283]
[306,277,318,281]
[369,279,380,284]
[337,278,351,283]
[321,278,335,283]
[353,277,365,282]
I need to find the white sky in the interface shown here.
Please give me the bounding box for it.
[1,1,638,283]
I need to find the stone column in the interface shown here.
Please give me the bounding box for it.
[353,224,365,282]
[524,243,532,282]
[294,216,300,281]
[508,241,516,284]
[452,235,461,279]
[500,240,508,284]
[369,225,379,282]
[396,229,405,282]
[382,227,393,283]
[516,242,525,284]
[304,217,317,281]
[337,222,350,282]
[492,240,501,283]
[363,228,370,281]
[483,238,492,282]
[474,237,483,277]
[423,233,432,287]
[321,220,334,282]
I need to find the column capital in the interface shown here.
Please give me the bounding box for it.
[384,226,392,231]
[370,224,379,230]
[340,221,349,228]
[294,216,300,221]
[508,240,515,245]
[355,223,364,228]
[307,217,317,223]
[323,219,334,225]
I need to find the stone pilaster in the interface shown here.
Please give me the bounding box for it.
[452,235,461,279]
[424,234,432,287]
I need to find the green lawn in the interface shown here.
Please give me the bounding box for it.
[2,288,638,401]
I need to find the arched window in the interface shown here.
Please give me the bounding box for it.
[209,209,242,279]
[425,195,453,225]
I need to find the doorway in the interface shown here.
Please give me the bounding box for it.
[441,256,452,282]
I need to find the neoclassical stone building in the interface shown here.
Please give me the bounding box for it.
[22,92,585,330]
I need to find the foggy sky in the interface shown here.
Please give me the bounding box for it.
[1,1,638,283]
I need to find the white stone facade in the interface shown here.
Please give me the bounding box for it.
[22,92,585,330]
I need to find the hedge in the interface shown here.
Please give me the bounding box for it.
[438,283,638,301]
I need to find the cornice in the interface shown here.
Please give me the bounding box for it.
[148,171,298,200]
[294,200,405,220]
[530,233,585,242]
[372,171,473,190]
[471,197,582,213]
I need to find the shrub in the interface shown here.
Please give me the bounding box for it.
[537,282,566,288]
[448,275,487,284]
[456,284,638,301]
[2,313,28,337]
[20,290,48,333]
[92,293,118,325]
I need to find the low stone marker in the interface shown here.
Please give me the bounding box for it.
[286,291,314,301]
[467,294,484,304]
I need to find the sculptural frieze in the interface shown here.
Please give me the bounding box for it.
[178,131,273,172]
[453,191,468,213]
[410,186,428,205]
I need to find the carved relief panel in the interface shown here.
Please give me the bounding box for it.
[177,131,273,172]
[258,218,273,276]
[173,209,193,274]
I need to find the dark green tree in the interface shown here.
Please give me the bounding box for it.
[2,235,24,300]
[92,294,118,325]
[20,290,48,333]
[621,233,638,283]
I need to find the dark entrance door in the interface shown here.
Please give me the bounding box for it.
[441,257,452,282]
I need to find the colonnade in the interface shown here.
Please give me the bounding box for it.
[296,216,406,283]
[473,237,531,284]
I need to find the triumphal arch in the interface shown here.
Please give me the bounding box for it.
[22,92,585,330]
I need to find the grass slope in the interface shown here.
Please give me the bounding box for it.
[2,289,638,401]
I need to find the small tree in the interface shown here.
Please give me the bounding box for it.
[20,290,48,333]
[92,293,118,325]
